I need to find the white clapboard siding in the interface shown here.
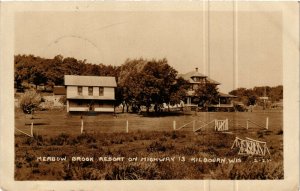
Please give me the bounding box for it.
[69,107,89,112]
[94,108,114,112]
[66,86,115,100]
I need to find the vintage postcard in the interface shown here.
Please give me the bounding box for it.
[0,1,299,191]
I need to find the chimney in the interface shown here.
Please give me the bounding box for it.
[195,67,198,72]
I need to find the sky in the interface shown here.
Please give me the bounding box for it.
[15,11,282,93]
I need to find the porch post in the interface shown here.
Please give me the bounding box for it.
[114,100,116,114]
[67,100,69,112]
[187,97,191,105]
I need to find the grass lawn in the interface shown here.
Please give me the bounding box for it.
[15,109,283,180]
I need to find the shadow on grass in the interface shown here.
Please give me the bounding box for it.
[25,122,49,126]
[139,111,192,117]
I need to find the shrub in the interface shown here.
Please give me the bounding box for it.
[24,137,35,146]
[171,132,178,139]
[76,133,96,144]
[32,168,40,174]
[159,137,167,142]
[50,133,70,145]
[59,96,67,105]
[147,141,166,152]
[228,162,283,179]
[147,141,174,152]
[19,90,41,114]
[203,147,218,156]
[105,164,162,180]
[25,152,35,163]
[16,162,22,168]
[180,146,199,155]
[88,143,98,149]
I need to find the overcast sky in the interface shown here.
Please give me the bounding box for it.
[15,11,282,93]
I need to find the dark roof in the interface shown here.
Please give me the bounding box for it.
[178,71,206,82]
[64,75,117,87]
[206,77,221,85]
[185,71,207,78]
[178,71,220,85]
[53,86,66,95]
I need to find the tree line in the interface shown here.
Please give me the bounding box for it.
[229,86,283,106]
[14,54,120,88]
[15,54,191,113]
[15,54,283,113]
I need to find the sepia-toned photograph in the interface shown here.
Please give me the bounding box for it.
[0,1,299,190]
[13,9,285,180]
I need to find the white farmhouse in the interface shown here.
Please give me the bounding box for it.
[64,75,117,113]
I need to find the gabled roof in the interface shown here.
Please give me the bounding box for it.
[64,75,117,87]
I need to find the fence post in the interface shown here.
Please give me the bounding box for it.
[126,120,129,133]
[193,120,195,132]
[81,119,84,134]
[226,118,228,130]
[173,120,176,131]
[214,120,217,131]
[31,122,33,137]
[266,117,269,130]
[246,120,249,130]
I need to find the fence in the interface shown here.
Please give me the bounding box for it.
[193,120,215,132]
[173,120,195,131]
[15,122,33,137]
[15,114,272,136]
[80,119,129,134]
[214,119,229,131]
[173,119,228,132]
[246,117,269,130]
[193,119,229,132]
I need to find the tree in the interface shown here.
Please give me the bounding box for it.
[269,85,283,102]
[244,89,257,106]
[19,90,42,115]
[118,58,147,112]
[194,83,219,108]
[135,59,184,112]
[30,67,47,88]
[169,77,189,105]
[229,86,283,106]
[118,58,187,113]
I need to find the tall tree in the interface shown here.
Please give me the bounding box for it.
[194,83,219,108]
[169,77,189,105]
[117,58,147,112]
[118,58,187,113]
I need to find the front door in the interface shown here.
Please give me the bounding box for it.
[88,101,95,111]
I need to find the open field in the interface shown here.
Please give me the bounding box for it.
[15,109,283,180]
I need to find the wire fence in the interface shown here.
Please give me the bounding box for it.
[15,111,282,136]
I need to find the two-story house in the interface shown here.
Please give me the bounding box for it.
[178,68,220,105]
[178,68,236,110]
[64,75,117,113]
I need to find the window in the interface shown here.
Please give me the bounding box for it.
[99,87,104,96]
[78,86,82,95]
[88,87,93,96]
[193,77,200,82]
